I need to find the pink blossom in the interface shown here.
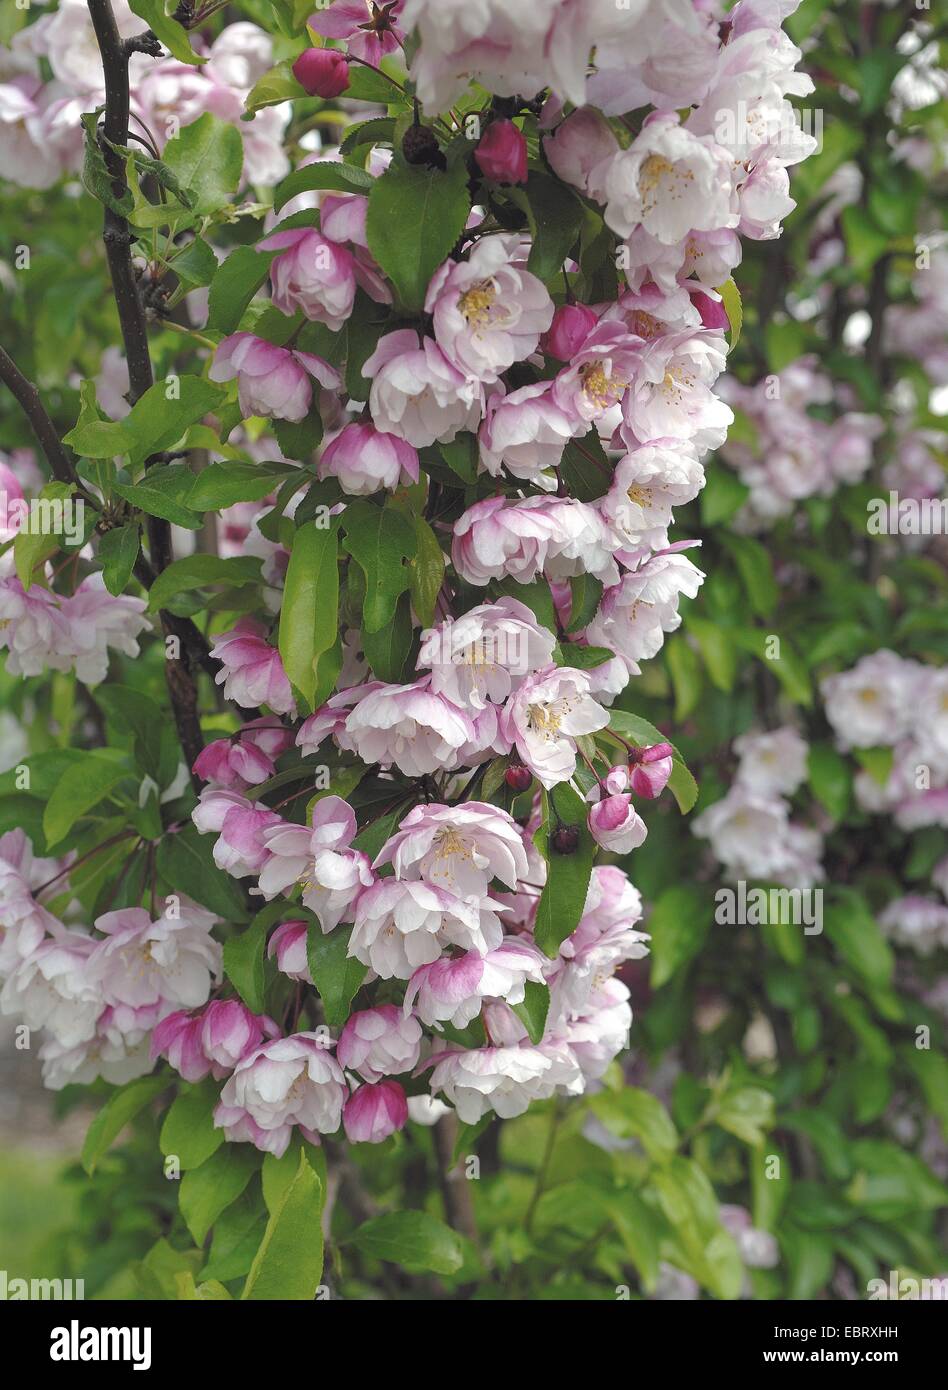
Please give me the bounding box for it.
[342,678,477,777]
[343,1079,408,1143]
[588,794,648,854]
[363,329,483,447]
[210,619,296,715]
[629,743,675,799]
[586,551,706,670]
[192,717,292,789]
[318,422,419,495]
[87,902,221,1016]
[209,333,340,422]
[309,1,406,67]
[551,319,642,425]
[201,999,280,1075]
[478,383,582,490]
[404,938,546,1028]
[375,801,528,896]
[600,441,705,551]
[474,119,527,184]
[620,328,732,451]
[0,930,99,1049]
[336,1004,422,1080]
[602,114,736,246]
[543,109,618,201]
[215,1032,347,1155]
[259,227,357,331]
[257,797,373,931]
[416,597,556,710]
[350,878,506,978]
[500,666,610,789]
[267,920,313,983]
[151,1009,211,1083]
[425,1042,582,1123]
[425,234,553,384]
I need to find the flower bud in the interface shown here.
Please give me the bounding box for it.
[505,763,533,792]
[540,302,598,361]
[292,47,350,99]
[551,824,580,854]
[474,119,528,184]
[343,1080,408,1143]
[629,743,674,799]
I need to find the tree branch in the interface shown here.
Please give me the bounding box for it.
[87,0,205,782]
[0,346,95,505]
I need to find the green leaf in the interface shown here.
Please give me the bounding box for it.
[127,379,227,465]
[163,113,243,216]
[208,246,278,335]
[242,1150,325,1300]
[807,742,852,821]
[157,824,249,921]
[511,980,550,1044]
[278,518,340,711]
[111,471,203,529]
[244,60,305,116]
[519,173,584,282]
[590,1087,679,1161]
[14,481,73,587]
[721,533,777,617]
[180,1144,260,1245]
[261,1140,327,1216]
[846,1140,947,1221]
[566,573,603,632]
[187,461,299,509]
[129,0,207,65]
[533,783,595,959]
[160,1084,224,1170]
[648,884,712,989]
[306,921,367,1029]
[408,515,445,628]
[700,463,750,525]
[366,152,471,310]
[351,1210,463,1276]
[687,614,738,692]
[94,684,166,783]
[222,914,269,1015]
[43,753,129,848]
[274,160,374,211]
[82,1075,169,1175]
[146,554,263,611]
[341,500,416,633]
[823,888,894,990]
[169,236,219,289]
[715,1086,775,1147]
[666,635,703,720]
[717,276,743,347]
[99,524,141,595]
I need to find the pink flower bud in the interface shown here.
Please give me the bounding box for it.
[343,1080,408,1143]
[318,421,419,496]
[541,302,598,361]
[292,47,350,99]
[474,119,528,184]
[689,289,730,331]
[587,793,647,854]
[201,999,279,1076]
[629,743,674,799]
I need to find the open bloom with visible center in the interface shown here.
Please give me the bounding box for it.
[500,666,610,789]
[256,797,373,931]
[215,1032,347,1156]
[350,878,506,978]
[600,441,705,551]
[586,550,706,671]
[209,333,341,421]
[416,597,556,711]
[210,619,296,716]
[602,113,736,246]
[375,801,528,897]
[425,233,554,383]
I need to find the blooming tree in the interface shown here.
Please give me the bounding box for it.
[0,0,825,1298]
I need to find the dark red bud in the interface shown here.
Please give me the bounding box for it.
[551,824,580,855]
[505,764,533,792]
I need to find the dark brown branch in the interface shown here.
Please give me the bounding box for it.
[0,346,95,505]
[432,1113,479,1245]
[87,0,205,783]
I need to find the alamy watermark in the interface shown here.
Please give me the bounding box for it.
[0,1268,84,1300]
[715,880,823,935]
[867,491,948,536]
[0,491,84,546]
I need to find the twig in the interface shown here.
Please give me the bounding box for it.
[0,345,96,506]
[432,1112,478,1245]
[87,0,204,782]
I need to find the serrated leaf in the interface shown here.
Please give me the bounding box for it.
[278,518,340,711]
[365,153,471,310]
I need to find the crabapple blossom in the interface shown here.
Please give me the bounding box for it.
[500,666,610,789]
[214,1032,347,1156]
[256,798,373,931]
[425,1041,582,1123]
[416,597,556,711]
[600,442,706,551]
[602,115,735,246]
[374,801,529,897]
[318,422,419,495]
[628,743,675,800]
[336,1005,422,1081]
[363,329,483,447]
[733,727,809,797]
[308,0,406,65]
[425,235,554,384]
[343,1080,408,1143]
[0,930,99,1048]
[341,679,477,777]
[87,902,222,1019]
[210,619,296,716]
[259,227,358,331]
[292,47,350,98]
[267,920,313,983]
[192,718,293,789]
[349,878,506,978]
[474,119,527,184]
[209,333,341,422]
[404,938,546,1029]
[588,794,648,855]
[478,383,583,490]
